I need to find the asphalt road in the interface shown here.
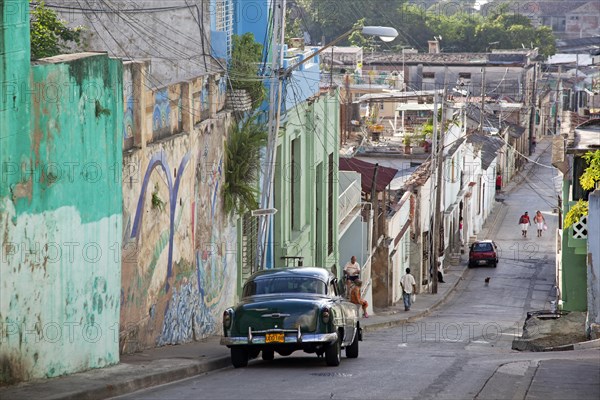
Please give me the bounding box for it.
[113,144,600,399]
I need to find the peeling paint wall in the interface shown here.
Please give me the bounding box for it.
[1,30,123,384]
[120,95,236,353]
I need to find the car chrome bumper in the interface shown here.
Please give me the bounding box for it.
[221,332,338,346]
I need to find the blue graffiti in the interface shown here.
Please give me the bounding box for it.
[123,96,134,140]
[152,90,171,132]
[130,150,190,292]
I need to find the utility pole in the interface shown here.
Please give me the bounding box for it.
[479,66,486,131]
[431,89,444,294]
[528,62,538,155]
[370,164,379,248]
[257,0,286,270]
[553,66,562,136]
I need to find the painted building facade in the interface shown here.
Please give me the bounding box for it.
[1,2,123,382]
[272,92,340,272]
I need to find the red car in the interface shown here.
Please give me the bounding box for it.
[468,240,498,268]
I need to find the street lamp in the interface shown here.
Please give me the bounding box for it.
[256,19,399,271]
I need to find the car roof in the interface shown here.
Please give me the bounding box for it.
[248,267,332,282]
[474,240,494,244]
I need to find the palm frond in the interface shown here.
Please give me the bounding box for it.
[222,116,268,215]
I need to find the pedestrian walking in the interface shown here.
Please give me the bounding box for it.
[534,210,546,237]
[518,211,531,238]
[349,279,369,318]
[400,268,416,311]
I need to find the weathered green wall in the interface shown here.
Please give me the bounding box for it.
[1,0,32,199]
[1,40,123,384]
[561,195,588,312]
[273,93,340,272]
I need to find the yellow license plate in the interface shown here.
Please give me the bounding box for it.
[265,333,284,343]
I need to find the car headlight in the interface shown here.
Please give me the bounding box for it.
[223,309,233,329]
[321,307,331,324]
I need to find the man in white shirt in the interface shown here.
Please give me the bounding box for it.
[343,256,361,296]
[400,268,416,311]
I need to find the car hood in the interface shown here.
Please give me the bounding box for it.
[231,295,329,334]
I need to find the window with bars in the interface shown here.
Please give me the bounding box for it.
[241,213,259,280]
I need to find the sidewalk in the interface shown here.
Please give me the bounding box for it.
[476,357,600,400]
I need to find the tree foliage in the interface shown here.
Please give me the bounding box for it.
[30,1,84,59]
[564,150,600,228]
[579,150,600,191]
[294,0,556,57]
[229,33,265,109]
[222,116,268,215]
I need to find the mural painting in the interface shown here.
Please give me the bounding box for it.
[120,116,237,352]
[152,89,172,139]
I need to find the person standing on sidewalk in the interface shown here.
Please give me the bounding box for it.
[534,210,546,237]
[400,268,416,311]
[518,211,531,238]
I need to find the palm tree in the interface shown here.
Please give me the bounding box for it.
[222,117,268,215]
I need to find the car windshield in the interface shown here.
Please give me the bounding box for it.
[243,277,327,297]
[473,242,493,251]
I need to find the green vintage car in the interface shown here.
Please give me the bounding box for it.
[220,267,362,368]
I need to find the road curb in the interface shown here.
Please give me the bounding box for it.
[96,358,231,400]
[2,358,232,400]
[541,338,600,352]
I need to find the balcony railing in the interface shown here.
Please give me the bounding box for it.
[572,215,588,239]
[339,178,361,223]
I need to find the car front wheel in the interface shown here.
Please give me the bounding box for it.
[345,329,359,358]
[325,334,341,366]
[231,347,249,368]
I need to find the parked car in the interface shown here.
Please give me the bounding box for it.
[468,240,499,268]
[220,267,362,368]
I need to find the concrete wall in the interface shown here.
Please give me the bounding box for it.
[588,190,600,332]
[119,66,235,352]
[388,192,412,305]
[1,34,123,386]
[54,0,214,84]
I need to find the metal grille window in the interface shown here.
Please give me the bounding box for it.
[242,213,259,279]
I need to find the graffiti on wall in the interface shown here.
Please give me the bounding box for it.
[152,90,171,137]
[123,96,134,142]
[130,150,190,292]
[121,120,237,350]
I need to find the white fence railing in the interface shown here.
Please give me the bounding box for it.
[339,179,361,223]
